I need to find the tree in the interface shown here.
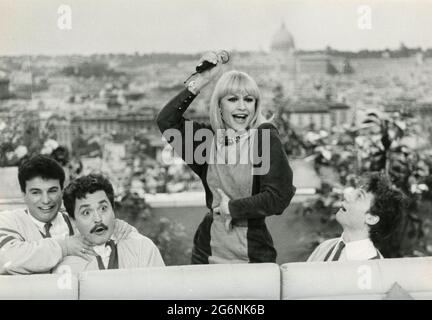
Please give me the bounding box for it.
[71,128,103,158]
[326,61,339,75]
[0,111,57,166]
[271,84,306,157]
[342,59,355,74]
[305,110,432,257]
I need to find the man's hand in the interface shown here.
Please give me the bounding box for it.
[61,235,96,261]
[213,188,232,232]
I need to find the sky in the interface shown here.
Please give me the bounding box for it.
[1,0,432,55]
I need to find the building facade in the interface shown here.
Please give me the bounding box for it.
[288,99,350,131]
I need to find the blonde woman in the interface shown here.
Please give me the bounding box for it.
[157,52,296,264]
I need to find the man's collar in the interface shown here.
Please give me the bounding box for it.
[341,233,373,246]
[341,230,370,243]
[90,234,117,249]
[341,234,377,261]
[92,237,116,257]
[25,208,59,230]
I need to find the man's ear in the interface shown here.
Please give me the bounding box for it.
[365,213,380,226]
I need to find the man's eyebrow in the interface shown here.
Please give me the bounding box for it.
[98,200,109,204]
[28,188,41,191]
[78,204,91,210]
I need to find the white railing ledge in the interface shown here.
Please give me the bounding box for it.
[145,189,316,208]
[0,189,317,210]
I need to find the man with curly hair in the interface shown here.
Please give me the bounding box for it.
[307,172,404,261]
[53,173,164,273]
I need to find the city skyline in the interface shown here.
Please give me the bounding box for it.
[0,0,432,55]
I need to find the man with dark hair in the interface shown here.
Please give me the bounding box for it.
[53,174,164,272]
[0,155,134,275]
[307,172,404,261]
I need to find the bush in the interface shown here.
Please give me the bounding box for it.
[116,197,191,265]
[281,109,432,257]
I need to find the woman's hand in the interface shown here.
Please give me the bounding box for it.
[189,51,223,92]
[213,188,232,232]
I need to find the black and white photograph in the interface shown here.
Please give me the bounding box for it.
[0,0,431,304]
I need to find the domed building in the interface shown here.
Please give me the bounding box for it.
[269,22,297,94]
[271,23,295,55]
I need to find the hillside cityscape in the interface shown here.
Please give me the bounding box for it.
[1,23,432,263]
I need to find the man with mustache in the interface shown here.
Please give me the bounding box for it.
[53,174,164,272]
[0,155,136,275]
[307,172,404,262]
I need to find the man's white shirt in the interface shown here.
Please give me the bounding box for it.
[342,235,379,261]
[93,236,118,269]
[26,209,70,239]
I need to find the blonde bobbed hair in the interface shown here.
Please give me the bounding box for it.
[209,70,268,132]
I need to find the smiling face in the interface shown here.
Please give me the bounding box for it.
[73,190,115,245]
[23,177,62,223]
[220,91,256,132]
[336,187,379,232]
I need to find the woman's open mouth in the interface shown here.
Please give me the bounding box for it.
[232,114,249,124]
